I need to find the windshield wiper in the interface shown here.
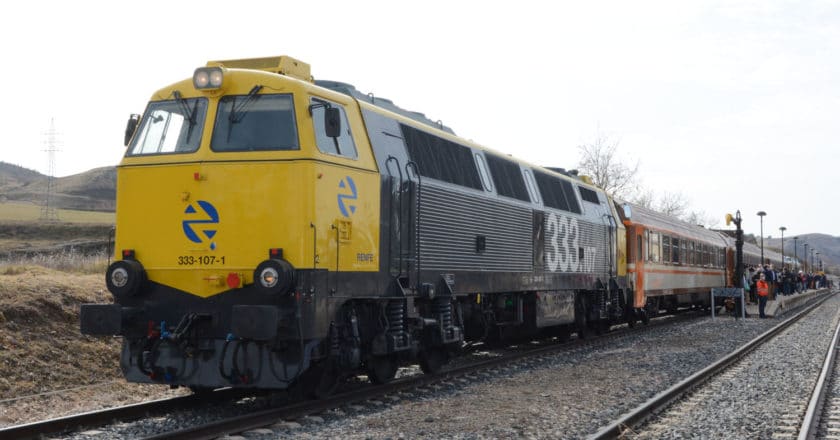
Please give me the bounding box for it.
[173,91,197,142]
[227,85,263,142]
[228,85,263,123]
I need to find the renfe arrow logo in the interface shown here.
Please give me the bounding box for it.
[182,200,219,248]
[337,176,358,217]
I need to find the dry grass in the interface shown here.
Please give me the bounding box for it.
[0,266,186,426]
[0,250,109,275]
[0,221,189,426]
[0,202,114,224]
[0,266,118,400]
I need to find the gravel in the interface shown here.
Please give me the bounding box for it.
[634,291,840,439]
[33,292,835,440]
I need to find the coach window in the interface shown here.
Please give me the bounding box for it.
[688,241,695,265]
[310,98,357,159]
[697,244,703,266]
[649,231,660,263]
[661,236,670,264]
[474,153,493,192]
[672,237,680,264]
[680,240,687,265]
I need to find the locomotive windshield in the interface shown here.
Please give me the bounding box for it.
[128,97,208,156]
[211,93,299,152]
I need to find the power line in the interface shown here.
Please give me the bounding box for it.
[40,118,61,222]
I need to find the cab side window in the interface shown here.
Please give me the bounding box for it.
[310,98,357,159]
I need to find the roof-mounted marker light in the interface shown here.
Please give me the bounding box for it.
[194,67,224,90]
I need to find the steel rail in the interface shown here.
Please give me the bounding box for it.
[589,291,835,440]
[798,301,840,440]
[0,389,244,440]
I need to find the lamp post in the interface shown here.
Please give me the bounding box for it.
[727,210,744,288]
[793,237,798,271]
[811,249,815,272]
[757,211,766,264]
[779,226,786,269]
[803,244,809,272]
[815,251,819,272]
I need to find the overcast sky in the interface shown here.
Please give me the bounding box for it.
[1,0,838,238]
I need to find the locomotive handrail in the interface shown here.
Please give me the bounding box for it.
[385,156,405,279]
[405,161,421,291]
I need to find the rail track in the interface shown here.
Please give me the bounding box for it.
[0,389,248,440]
[796,297,840,440]
[1,310,700,439]
[143,312,703,440]
[590,291,836,439]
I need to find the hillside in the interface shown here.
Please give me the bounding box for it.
[0,162,115,212]
[766,233,840,273]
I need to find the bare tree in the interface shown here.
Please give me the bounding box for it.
[655,191,688,218]
[683,210,720,229]
[632,188,655,208]
[577,130,710,227]
[576,132,640,199]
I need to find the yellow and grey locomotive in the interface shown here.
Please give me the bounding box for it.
[81,56,633,392]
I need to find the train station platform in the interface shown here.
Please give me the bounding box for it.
[744,288,829,318]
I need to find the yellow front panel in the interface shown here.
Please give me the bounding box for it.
[114,160,381,298]
[115,161,315,298]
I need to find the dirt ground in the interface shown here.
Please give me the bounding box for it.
[0,265,185,426]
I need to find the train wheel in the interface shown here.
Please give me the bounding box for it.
[594,320,610,335]
[419,348,448,374]
[367,355,398,384]
[639,308,650,325]
[313,365,342,399]
[625,306,637,328]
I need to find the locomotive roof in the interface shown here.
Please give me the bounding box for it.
[313,79,605,195]
[315,80,457,135]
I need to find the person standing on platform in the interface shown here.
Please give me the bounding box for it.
[757,273,769,318]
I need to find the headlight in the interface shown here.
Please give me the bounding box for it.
[193,67,224,90]
[209,69,223,87]
[106,259,146,300]
[258,267,279,289]
[253,259,295,295]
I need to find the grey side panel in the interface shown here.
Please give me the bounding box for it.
[360,108,411,173]
[418,183,532,272]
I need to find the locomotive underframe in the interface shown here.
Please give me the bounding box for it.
[83,266,633,390]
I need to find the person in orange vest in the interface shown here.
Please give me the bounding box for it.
[757,272,769,318]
